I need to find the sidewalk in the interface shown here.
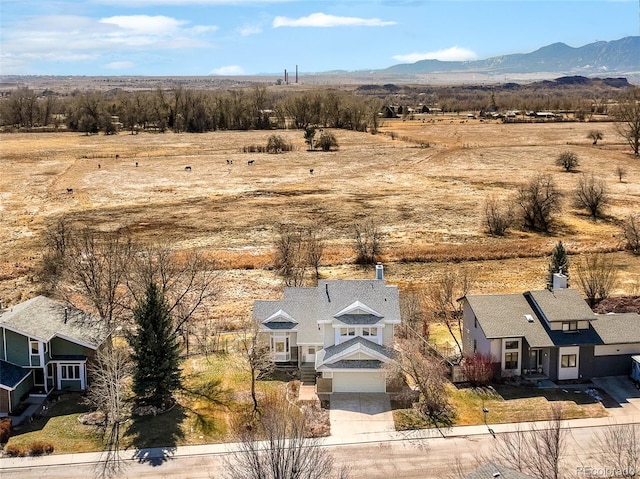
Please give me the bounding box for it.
[2,413,639,471]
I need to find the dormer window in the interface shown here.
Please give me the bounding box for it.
[562,321,578,332]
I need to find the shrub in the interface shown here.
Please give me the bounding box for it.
[0,418,12,444]
[317,132,338,151]
[28,441,55,456]
[461,353,496,386]
[4,444,26,457]
[624,214,640,255]
[483,195,513,236]
[266,135,293,153]
[556,151,579,172]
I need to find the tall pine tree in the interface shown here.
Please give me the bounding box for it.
[547,241,569,289]
[129,282,181,408]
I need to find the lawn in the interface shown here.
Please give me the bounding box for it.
[5,352,289,453]
[394,382,609,431]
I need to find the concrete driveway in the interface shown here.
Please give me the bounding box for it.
[591,376,640,416]
[329,393,395,437]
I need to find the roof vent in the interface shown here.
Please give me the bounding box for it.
[493,474,501,478]
[525,314,534,323]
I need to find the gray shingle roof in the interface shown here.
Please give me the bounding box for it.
[321,336,394,363]
[464,463,535,479]
[0,296,108,348]
[335,314,384,325]
[254,279,400,345]
[465,294,554,348]
[527,288,596,322]
[591,313,640,344]
[0,360,31,390]
[263,322,297,330]
[324,360,383,369]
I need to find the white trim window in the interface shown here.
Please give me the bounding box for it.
[60,364,81,380]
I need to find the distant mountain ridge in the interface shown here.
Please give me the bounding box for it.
[383,37,640,75]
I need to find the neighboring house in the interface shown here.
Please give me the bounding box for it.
[0,296,109,415]
[462,273,640,381]
[254,265,401,393]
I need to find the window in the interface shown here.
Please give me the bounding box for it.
[505,340,519,350]
[61,364,81,380]
[562,321,578,332]
[308,347,315,355]
[30,340,39,355]
[362,327,377,337]
[340,328,355,336]
[561,354,577,368]
[474,317,478,329]
[473,339,477,353]
[504,352,518,369]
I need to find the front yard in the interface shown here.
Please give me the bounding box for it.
[394,382,610,430]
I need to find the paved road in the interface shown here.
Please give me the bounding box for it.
[2,419,638,479]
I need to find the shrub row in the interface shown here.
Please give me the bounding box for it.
[4,441,55,457]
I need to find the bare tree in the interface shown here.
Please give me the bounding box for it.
[224,392,348,479]
[58,227,134,331]
[85,346,133,479]
[575,173,608,219]
[588,129,604,145]
[425,268,474,354]
[389,336,455,429]
[490,404,566,479]
[614,87,640,157]
[616,165,628,182]
[127,245,218,353]
[353,218,383,266]
[623,214,640,256]
[399,285,428,337]
[592,423,640,478]
[39,215,72,293]
[239,324,275,416]
[483,194,514,236]
[273,224,309,287]
[516,174,562,232]
[576,253,619,307]
[305,229,324,283]
[556,151,580,172]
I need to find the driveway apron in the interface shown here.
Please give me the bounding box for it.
[591,376,640,416]
[329,393,395,438]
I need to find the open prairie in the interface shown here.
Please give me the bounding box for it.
[1,117,639,322]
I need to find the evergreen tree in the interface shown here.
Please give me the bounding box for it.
[129,282,181,408]
[547,241,569,288]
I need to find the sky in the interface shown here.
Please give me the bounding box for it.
[1,0,638,76]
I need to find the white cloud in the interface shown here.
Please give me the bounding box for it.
[210,65,245,75]
[99,15,187,34]
[273,12,396,28]
[238,24,262,36]
[104,61,135,69]
[2,14,217,67]
[393,46,478,63]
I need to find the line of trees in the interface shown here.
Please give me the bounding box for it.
[0,86,382,134]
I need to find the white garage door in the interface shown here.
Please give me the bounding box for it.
[332,372,386,393]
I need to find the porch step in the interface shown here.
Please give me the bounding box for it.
[300,369,317,383]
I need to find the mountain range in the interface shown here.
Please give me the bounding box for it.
[382,37,640,76]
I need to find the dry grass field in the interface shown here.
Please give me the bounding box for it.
[1,117,639,324]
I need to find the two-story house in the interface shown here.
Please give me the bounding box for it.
[254,265,401,393]
[0,296,109,415]
[462,273,640,381]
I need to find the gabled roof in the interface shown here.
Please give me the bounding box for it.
[264,309,297,324]
[464,293,554,348]
[526,288,597,322]
[334,300,382,318]
[254,279,400,344]
[317,336,394,369]
[0,296,108,349]
[0,360,31,390]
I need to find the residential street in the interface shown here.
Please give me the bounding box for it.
[3,416,639,479]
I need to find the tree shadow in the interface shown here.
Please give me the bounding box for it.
[123,403,186,467]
